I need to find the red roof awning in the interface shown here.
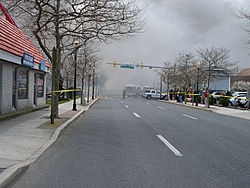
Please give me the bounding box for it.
[0,16,51,68]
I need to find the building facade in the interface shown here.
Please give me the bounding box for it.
[0,16,51,114]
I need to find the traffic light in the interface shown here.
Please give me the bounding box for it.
[140,62,143,69]
[114,60,116,67]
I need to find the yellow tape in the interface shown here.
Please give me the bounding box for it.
[162,92,201,96]
[210,94,232,98]
[162,92,239,99]
[52,89,84,96]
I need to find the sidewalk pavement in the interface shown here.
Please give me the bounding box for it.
[163,99,250,121]
[0,98,98,188]
[0,97,249,188]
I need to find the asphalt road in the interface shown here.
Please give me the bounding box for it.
[11,96,250,187]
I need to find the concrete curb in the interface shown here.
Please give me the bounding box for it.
[161,99,250,121]
[0,98,98,188]
[160,100,214,112]
[0,162,31,188]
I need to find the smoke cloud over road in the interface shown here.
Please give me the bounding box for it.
[100,0,250,91]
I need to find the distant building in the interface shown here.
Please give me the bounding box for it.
[206,68,250,91]
[209,77,230,91]
[0,16,51,114]
[231,68,250,85]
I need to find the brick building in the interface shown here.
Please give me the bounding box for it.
[231,68,250,85]
[0,16,51,114]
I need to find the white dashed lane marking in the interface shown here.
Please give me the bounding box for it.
[157,135,182,157]
[133,112,141,118]
[183,114,197,120]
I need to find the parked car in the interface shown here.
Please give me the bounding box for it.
[143,89,166,100]
[237,96,249,108]
[210,91,222,97]
[210,91,223,104]
[228,92,247,107]
[242,99,250,108]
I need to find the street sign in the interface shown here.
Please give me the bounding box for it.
[120,65,134,69]
[107,62,171,69]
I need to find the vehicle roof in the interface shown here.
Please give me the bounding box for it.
[144,89,160,92]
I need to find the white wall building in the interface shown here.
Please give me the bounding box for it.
[0,16,51,114]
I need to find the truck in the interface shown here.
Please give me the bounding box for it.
[124,84,143,97]
[143,89,166,100]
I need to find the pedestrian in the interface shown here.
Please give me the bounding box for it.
[179,89,183,103]
[204,87,210,107]
[176,89,179,102]
[225,90,230,96]
[244,100,250,109]
[122,89,126,99]
[170,89,173,100]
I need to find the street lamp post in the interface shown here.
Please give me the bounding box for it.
[96,74,100,98]
[72,39,79,111]
[92,61,95,100]
[195,61,200,106]
[87,73,91,103]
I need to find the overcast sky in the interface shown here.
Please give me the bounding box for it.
[100,0,250,91]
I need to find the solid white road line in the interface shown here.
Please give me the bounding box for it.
[133,112,141,118]
[157,135,182,157]
[182,114,197,120]
[145,102,149,104]
[125,105,128,108]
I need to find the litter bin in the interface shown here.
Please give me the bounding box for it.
[82,94,86,106]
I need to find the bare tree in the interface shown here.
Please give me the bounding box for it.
[236,8,250,49]
[97,71,108,95]
[157,53,197,93]
[78,43,101,93]
[76,43,102,102]
[3,0,147,117]
[174,52,197,91]
[61,54,74,90]
[196,45,237,89]
[155,60,175,99]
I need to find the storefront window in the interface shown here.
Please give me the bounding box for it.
[18,69,28,99]
[37,74,44,98]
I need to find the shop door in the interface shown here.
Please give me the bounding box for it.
[34,73,37,106]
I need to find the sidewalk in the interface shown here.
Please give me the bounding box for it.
[0,98,98,188]
[163,99,250,121]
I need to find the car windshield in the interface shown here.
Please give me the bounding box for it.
[232,92,246,97]
[239,94,246,97]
